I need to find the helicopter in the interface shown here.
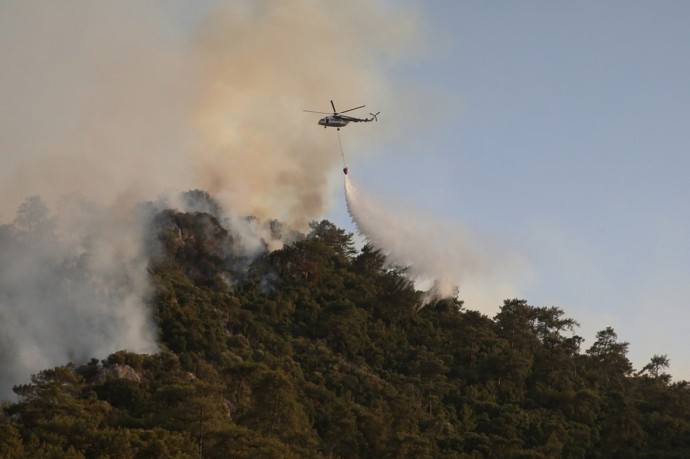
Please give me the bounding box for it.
[304,100,379,130]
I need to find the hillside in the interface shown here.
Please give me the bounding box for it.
[2,199,690,458]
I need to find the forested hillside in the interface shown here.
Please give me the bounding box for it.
[2,200,690,458]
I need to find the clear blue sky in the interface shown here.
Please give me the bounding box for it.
[329,1,690,377]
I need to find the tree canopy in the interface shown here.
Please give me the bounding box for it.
[2,206,690,458]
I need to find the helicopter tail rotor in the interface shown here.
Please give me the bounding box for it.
[369,112,380,122]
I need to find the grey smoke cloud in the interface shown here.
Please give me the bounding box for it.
[0,196,158,400]
[0,1,195,217]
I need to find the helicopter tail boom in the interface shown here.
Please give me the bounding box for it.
[367,112,380,122]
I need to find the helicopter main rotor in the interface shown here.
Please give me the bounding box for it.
[303,100,366,117]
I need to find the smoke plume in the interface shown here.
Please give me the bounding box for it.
[0,0,421,225]
[345,176,528,311]
[190,0,422,228]
[0,1,423,397]
[0,196,157,400]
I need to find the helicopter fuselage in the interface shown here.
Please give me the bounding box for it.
[318,116,350,128]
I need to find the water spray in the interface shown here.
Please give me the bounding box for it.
[344,174,524,312]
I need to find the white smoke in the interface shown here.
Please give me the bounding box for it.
[0,196,157,400]
[344,175,529,311]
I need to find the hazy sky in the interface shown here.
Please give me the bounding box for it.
[2,1,689,382]
[329,1,690,377]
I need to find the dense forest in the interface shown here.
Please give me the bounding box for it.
[2,193,690,458]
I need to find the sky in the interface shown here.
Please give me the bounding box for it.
[1,1,690,384]
[328,1,690,377]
